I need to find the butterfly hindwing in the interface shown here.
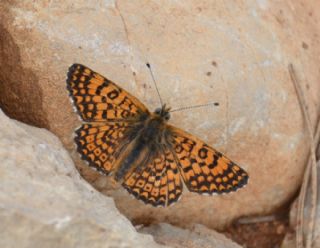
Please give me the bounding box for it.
[75,122,139,175]
[122,146,183,207]
[168,125,248,194]
[67,64,149,122]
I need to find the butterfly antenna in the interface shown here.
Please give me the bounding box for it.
[146,63,164,106]
[170,102,219,113]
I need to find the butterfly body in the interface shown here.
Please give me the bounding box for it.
[67,63,249,207]
[115,105,170,181]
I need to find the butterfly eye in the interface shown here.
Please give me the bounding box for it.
[164,113,170,121]
[155,108,161,115]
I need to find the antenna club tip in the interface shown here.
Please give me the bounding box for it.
[214,102,219,106]
[146,63,151,68]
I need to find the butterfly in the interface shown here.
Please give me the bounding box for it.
[66,63,249,207]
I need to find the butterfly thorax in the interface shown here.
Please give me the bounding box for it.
[142,117,166,143]
[142,104,172,143]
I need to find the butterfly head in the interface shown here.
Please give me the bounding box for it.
[154,104,171,121]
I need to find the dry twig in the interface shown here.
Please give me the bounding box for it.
[289,64,318,248]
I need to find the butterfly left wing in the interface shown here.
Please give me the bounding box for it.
[122,146,183,207]
[67,63,150,122]
[167,125,248,195]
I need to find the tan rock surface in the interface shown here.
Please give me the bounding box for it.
[281,162,320,248]
[0,109,164,248]
[0,0,320,229]
[140,223,243,248]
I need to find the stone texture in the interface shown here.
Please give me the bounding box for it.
[0,0,320,229]
[140,223,242,248]
[281,161,320,248]
[0,109,164,248]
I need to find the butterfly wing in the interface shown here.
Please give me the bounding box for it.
[122,146,183,207]
[74,122,142,175]
[167,125,248,194]
[67,63,150,122]
[67,64,149,174]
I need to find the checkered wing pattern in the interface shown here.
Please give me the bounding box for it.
[168,126,248,194]
[122,147,183,207]
[67,64,149,122]
[74,122,137,175]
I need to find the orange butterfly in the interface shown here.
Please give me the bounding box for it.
[67,64,248,207]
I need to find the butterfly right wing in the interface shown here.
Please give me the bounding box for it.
[67,64,150,175]
[67,64,150,122]
[75,122,141,175]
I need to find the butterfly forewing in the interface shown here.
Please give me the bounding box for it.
[168,125,248,194]
[67,64,149,122]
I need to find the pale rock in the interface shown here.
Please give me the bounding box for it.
[0,109,165,248]
[0,0,320,229]
[140,223,243,248]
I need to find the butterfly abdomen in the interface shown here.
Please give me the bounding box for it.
[114,139,145,181]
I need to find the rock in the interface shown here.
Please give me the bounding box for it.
[0,109,164,248]
[281,231,296,248]
[1,0,320,229]
[281,161,320,248]
[139,223,242,248]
